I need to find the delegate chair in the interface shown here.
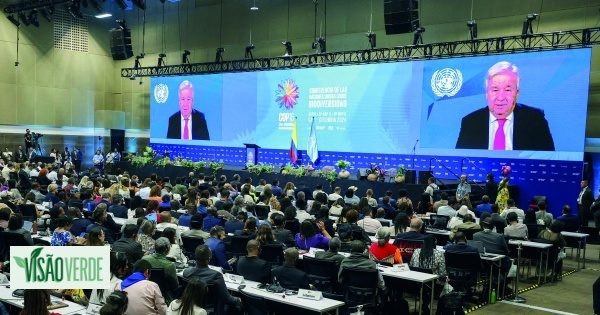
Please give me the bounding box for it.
[259,243,285,267]
[254,205,270,220]
[394,239,423,263]
[444,251,481,294]
[303,256,340,293]
[226,236,250,258]
[181,236,205,259]
[341,267,379,311]
[239,289,269,315]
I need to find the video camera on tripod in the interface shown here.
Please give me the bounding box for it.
[31,132,43,140]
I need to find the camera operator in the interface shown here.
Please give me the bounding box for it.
[24,129,32,154]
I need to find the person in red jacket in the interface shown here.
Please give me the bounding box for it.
[369,227,402,264]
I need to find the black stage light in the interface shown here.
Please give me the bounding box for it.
[366,32,376,49]
[282,41,292,56]
[467,20,477,39]
[28,10,39,27]
[7,14,20,27]
[413,27,425,45]
[215,48,225,63]
[182,50,191,64]
[18,11,30,26]
[245,44,254,59]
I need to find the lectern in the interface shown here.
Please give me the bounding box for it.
[243,143,260,165]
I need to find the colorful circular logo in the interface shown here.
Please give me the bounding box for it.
[275,79,299,110]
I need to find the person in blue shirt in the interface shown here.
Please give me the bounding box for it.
[203,207,222,232]
[178,205,196,227]
[108,193,128,219]
[225,213,246,234]
[197,198,209,215]
[205,226,232,270]
[476,195,493,217]
[271,180,283,197]
[44,184,60,206]
[81,189,96,212]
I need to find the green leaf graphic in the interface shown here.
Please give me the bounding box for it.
[13,257,25,269]
[31,247,43,261]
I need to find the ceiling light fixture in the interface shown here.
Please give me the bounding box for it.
[250,0,258,10]
[95,13,112,18]
[18,11,30,26]
[28,9,39,27]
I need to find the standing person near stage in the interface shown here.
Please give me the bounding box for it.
[72,147,82,172]
[105,148,121,175]
[577,179,594,227]
[496,166,511,212]
[24,129,33,155]
[93,150,104,174]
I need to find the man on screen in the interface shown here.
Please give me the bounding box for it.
[455,61,554,151]
[166,80,210,140]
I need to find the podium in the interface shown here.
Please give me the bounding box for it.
[243,143,260,165]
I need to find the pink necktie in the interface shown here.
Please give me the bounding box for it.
[493,119,507,150]
[183,118,190,140]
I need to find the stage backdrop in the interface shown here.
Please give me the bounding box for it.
[149,49,591,217]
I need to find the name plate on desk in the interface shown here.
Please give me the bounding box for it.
[393,263,410,272]
[225,274,244,284]
[298,289,323,301]
[208,265,223,274]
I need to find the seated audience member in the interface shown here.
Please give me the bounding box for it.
[99,291,129,315]
[394,212,410,235]
[206,226,233,270]
[0,205,11,229]
[85,226,106,246]
[410,234,446,279]
[490,204,508,233]
[138,220,157,253]
[295,220,331,250]
[369,227,402,264]
[21,289,49,314]
[182,213,210,242]
[121,259,167,315]
[433,192,449,212]
[142,237,179,304]
[437,197,458,218]
[395,218,425,241]
[68,207,93,237]
[225,213,246,234]
[356,207,382,234]
[315,237,346,265]
[445,232,481,256]
[109,194,128,219]
[474,217,512,272]
[272,214,295,246]
[337,209,372,245]
[374,208,389,225]
[6,213,34,245]
[233,217,258,239]
[86,206,115,244]
[51,216,85,246]
[236,240,271,283]
[90,252,128,305]
[339,240,385,289]
[294,198,311,223]
[121,207,146,233]
[177,205,196,227]
[476,195,493,216]
[501,199,525,222]
[166,276,207,315]
[535,201,553,227]
[271,248,310,291]
[256,224,283,247]
[555,205,580,232]
[157,211,181,243]
[538,220,567,280]
[329,198,345,216]
[504,212,528,239]
[145,200,161,223]
[343,187,360,205]
[182,245,241,313]
[450,213,481,240]
[112,224,145,263]
[202,207,222,232]
[163,227,187,264]
[416,193,433,214]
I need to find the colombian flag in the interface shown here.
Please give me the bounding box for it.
[289,120,298,164]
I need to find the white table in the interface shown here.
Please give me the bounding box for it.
[0,284,87,314]
[176,270,344,314]
[31,233,51,244]
[112,216,127,226]
[378,266,438,315]
[561,231,589,270]
[508,240,552,284]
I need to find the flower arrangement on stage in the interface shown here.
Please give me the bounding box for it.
[275,79,299,110]
[335,160,351,170]
[154,156,171,168]
[282,163,295,175]
[501,165,512,177]
[397,164,407,177]
[247,163,274,175]
[315,168,338,187]
[131,146,156,167]
[210,161,224,175]
[193,161,206,171]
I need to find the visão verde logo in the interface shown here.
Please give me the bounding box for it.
[10,246,110,289]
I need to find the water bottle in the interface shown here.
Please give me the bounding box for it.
[491,289,496,304]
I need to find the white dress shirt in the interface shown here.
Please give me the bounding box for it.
[488,111,514,150]
[180,114,193,139]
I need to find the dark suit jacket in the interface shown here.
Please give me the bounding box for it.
[445,243,483,271]
[18,170,31,190]
[70,218,93,238]
[182,265,238,314]
[109,205,128,219]
[455,104,555,151]
[236,256,271,283]
[294,186,313,200]
[224,220,245,234]
[111,238,145,265]
[580,186,594,215]
[272,227,295,246]
[166,110,210,140]
[485,179,498,203]
[556,214,580,232]
[472,230,509,256]
[271,264,310,291]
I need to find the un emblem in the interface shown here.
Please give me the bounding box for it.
[431,68,463,97]
[154,84,169,103]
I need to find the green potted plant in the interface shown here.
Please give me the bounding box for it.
[282,163,295,175]
[181,159,195,169]
[317,169,338,187]
[395,164,407,183]
[336,160,351,179]
[193,161,206,171]
[154,156,171,168]
[209,161,224,176]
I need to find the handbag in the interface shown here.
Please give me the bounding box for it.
[507,261,517,278]
[440,280,454,297]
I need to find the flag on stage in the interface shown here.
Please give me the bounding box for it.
[307,117,319,164]
[289,119,299,164]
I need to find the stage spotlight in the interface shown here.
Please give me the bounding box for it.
[250,0,258,10]
[245,44,254,59]
[522,13,538,37]
[18,11,30,26]
[312,37,326,53]
[90,0,103,13]
[132,0,146,10]
[215,47,225,63]
[282,41,292,56]
[28,9,39,27]
[40,8,53,22]
[115,0,127,10]
[365,32,376,49]
[134,54,143,68]
[7,14,20,27]
[413,27,425,45]
[158,53,166,67]
[467,20,477,39]
[182,50,191,64]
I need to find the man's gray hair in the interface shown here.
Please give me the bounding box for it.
[297,191,305,200]
[179,80,193,94]
[102,192,111,199]
[485,61,520,90]
[334,187,341,193]
[112,194,123,204]
[155,237,171,254]
[329,237,341,253]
